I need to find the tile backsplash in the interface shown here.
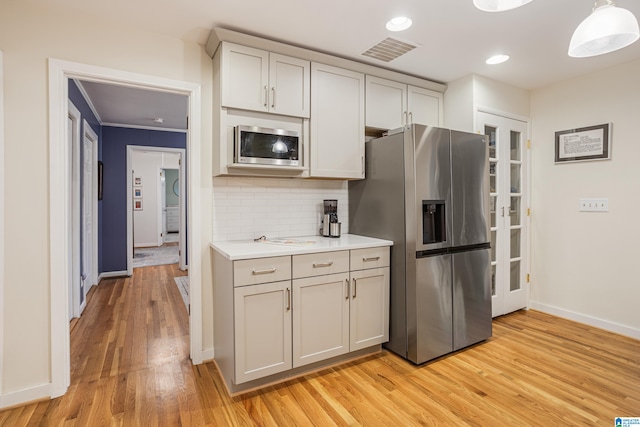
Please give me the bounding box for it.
[212,177,348,241]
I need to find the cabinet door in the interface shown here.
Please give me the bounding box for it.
[365,76,406,130]
[310,63,365,179]
[269,53,310,118]
[407,86,443,127]
[234,280,292,384]
[349,267,389,351]
[221,42,269,113]
[292,273,350,367]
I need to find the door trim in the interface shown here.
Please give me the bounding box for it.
[48,58,203,398]
[0,50,5,402]
[69,101,82,318]
[126,146,186,275]
[82,119,99,309]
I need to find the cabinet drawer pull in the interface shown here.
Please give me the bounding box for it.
[362,256,381,262]
[345,279,349,300]
[252,267,277,275]
[286,288,291,311]
[263,86,268,107]
[312,261,333,268]
[353,278,357,299]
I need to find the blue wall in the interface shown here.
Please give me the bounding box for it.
[101,127,186,272]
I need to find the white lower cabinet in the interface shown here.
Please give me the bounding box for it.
[222,245,390,389]
[293,272,350,367]
[349,267,390,351]
[234,280,292,384]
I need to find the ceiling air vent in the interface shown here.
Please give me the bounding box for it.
[362,37,418,62]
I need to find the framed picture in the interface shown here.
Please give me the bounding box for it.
[134,188,142,198]
[98,161,103,201]
[134,176,142,186]
[555,123,611,163]
[134,199,143,211]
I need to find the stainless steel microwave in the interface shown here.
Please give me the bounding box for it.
[234,125,300,166]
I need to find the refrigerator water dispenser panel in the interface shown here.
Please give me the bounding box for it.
[422,200,446,244]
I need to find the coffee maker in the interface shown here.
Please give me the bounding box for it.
[321,199,341,238]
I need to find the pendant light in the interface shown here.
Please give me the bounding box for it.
[473,0,533,12]
[569,0,640,57]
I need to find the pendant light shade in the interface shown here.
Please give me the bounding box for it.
[569,0,640,57]
[473,0,533,12]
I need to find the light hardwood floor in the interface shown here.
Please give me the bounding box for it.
[1,264,638,426]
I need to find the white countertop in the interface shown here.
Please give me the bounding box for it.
[210,234,393,260]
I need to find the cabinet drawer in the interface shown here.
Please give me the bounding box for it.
[166,209,179,218]
[292,250,349,279]
[234,256,291,287]
[350,247,390,271]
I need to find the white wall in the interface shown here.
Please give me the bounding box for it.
[132,151,179,247]
[212,177,348,241]
[530,58,640,337]
[0,3,213,400]
[444,74,530,132]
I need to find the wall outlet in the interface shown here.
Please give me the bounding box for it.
[579,198,609,212]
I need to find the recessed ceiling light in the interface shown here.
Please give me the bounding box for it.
[386,17,413,32]
[486,54,510,64]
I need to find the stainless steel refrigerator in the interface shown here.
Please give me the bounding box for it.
[349,124,492,364]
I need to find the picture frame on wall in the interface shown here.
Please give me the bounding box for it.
[134,176,142,186]
[134,188,142,198]
[134,199,143,210]
[98,161,103,201]
[555,123,611,163]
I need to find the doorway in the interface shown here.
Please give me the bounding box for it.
[48,59,203,398]
[127,147,187,274]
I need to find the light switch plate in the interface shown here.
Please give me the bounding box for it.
[579,198,609,212]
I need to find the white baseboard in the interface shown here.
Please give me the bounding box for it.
[200,348,214,364]
[0,383,51,410]
[530,301,640,340]
[98,270,129,283]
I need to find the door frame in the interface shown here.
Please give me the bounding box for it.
[69,101,82,318]
[475,105,531,316]
[48,58,202,398]
[126,146,186,275]
[81,119,99,306]
[0,50,5,401]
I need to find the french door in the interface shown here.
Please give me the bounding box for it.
[477,111,529,317]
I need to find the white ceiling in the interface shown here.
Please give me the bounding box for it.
[56,0,640,130]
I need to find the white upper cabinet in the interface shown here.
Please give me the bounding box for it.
[310,63,365,179]
[366,75,443,130]
[407,85,443,127]
[270,53,311,118]
[365,76,406,130]
[220,42,310,118]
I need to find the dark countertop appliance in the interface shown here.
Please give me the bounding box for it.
[349,124,492,364]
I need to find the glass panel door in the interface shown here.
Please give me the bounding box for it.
[478,111,529,317]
